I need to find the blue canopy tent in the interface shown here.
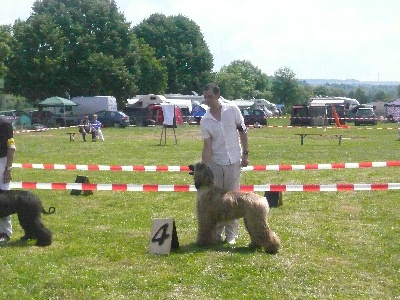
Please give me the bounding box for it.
[190,104,207,124]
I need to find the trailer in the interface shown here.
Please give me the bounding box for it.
[127,94,192,122]
[385,99,400,122]
[291,100,348,126]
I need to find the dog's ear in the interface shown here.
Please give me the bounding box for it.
[188,165,194,175]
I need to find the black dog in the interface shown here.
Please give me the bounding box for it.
[0,190,55,246]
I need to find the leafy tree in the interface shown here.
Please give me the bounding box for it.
[134,13,213,94]
[6,16,67,100]
[312,85,328,97]
[271,67,300,106]
[312,84,349,98]
[4,0,142,107]
[0,25,12,80]
[297,82,314,104]
[214,60,271,100]
[135,39,167,94]
[397,84,400,98]
[373,90,386,101]
[349,87,368,104]
[214,71,245,99]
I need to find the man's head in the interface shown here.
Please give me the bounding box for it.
[203,83,220,106]
[203,83,220,95]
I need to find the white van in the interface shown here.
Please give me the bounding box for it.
[71,96,117,115]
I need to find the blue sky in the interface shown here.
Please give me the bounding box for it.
[1,0,399,82]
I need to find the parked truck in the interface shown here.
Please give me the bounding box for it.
[126,94,191,123]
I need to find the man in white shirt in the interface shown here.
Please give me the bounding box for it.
[200,83,249,244]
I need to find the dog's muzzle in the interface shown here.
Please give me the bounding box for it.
[188,165,194,176]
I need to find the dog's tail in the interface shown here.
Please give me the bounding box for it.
[42,206,56,214]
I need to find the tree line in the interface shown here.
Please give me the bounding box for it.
[0,0,399,111]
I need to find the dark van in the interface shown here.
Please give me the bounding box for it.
[240,108,268,126]
[122,107,155,126]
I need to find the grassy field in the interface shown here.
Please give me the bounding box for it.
[1,117,399,299]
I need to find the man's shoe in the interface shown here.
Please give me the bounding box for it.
[0,233,10,244]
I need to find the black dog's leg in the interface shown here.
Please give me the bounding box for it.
[18,212,37,240]
[18,212,52,246]
[33,219,52,246]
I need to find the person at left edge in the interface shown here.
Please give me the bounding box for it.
[0,118,16,244]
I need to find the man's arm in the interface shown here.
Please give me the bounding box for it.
[201,138,212,164]
[3,142,15,184]
[239,130,249,167]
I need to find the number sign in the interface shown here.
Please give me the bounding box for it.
[149,218,179,254]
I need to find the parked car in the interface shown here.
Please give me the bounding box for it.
[0,110,20,124]
[354,107,377,126]
[94,110,130,128]
[240,108,268,126]
[122,107,155,126]
[0,110,32,129]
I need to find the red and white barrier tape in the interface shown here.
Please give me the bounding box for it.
[263,125,398,130]
[12,163,190,172]
[13,127,71,134]
[243,161,400,171]
[13,125,398,134]
[9,182,400,192]
[11,161,400,172]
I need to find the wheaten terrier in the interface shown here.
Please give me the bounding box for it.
[189,163,280,254]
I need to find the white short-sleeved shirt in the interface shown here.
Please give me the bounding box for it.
[200,101,246,165]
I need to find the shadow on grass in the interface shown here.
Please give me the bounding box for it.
[0,238,34,248]
[171,242,267,255]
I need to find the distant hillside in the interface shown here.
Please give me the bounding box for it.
[302,79,400,86]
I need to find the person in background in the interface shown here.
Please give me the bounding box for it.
[90,114,104,142]
[79,115,92,142]
[200,83,249,245]
[0,118,16,244]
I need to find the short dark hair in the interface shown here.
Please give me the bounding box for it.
[203,83,220,94]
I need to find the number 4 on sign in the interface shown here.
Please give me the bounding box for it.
[149,218,179,255]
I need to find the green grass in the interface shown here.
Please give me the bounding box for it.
[1,118,400,299]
